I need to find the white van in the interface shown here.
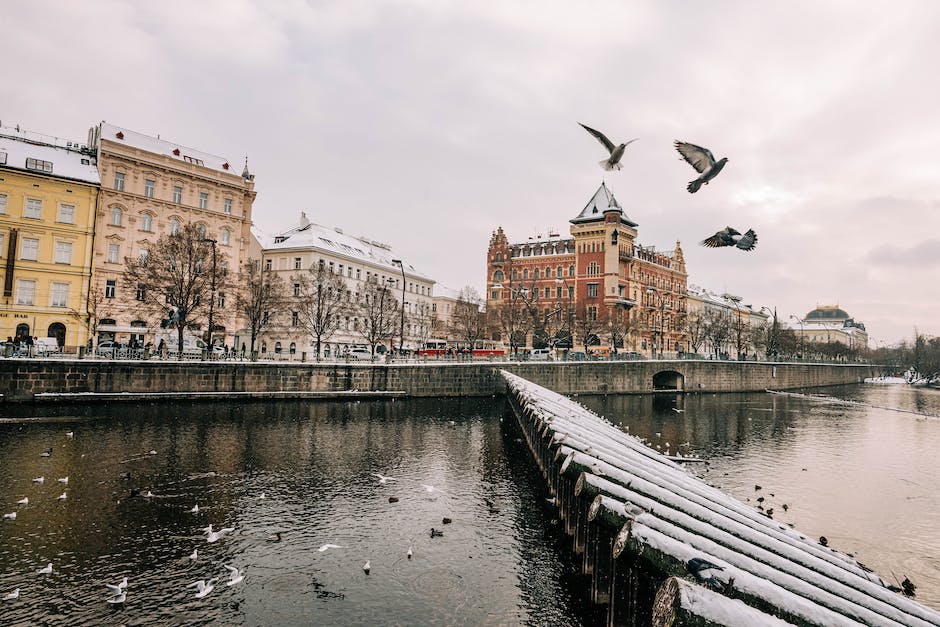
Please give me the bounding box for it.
[35,337,60,355]
[347,348,373,361]
[530,348,552,361]
[155,330,210,356]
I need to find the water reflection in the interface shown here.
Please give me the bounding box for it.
[579,384,940,610]
[0,398,592,626]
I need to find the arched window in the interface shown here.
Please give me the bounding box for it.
[493,269,504,282]
[289,342,296,354]
[47,322,66,347]
[220,228,231,246]
[569,265,575,276]
[197,223,207,239]
[170,219,180,235]
[556,266,563,278]
[110,206,123,226]
[523,269,529,279]
[274,341,282,354]
[141,213,152,231]
[261,342,267,353]
[512,269,519,280]
[534,268,540,279]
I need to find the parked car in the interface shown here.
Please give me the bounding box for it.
[530,348,552,361]
[347,348,373,361]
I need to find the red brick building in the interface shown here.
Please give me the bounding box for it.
[485,183,688,356]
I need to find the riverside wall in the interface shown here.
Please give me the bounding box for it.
[0,359,877,403]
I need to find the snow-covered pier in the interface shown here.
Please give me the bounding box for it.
[502,371,940,627]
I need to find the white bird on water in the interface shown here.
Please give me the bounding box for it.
[371,473,397,484]
[190,504,199,514]
[3,512,15,520]
[223,564,244,586]
[258,492,266,500]
[17,497,28,506]
[362,561,370,574]
[188,578,218,598]
[37,563,53,575]
[407,546,413,559]
[144,491,154,498]
[206,527,234,543]
[318,544,344,552]
[421,484,436,493]
[58,477,68,484]
[3,588,19,601]
[33,476,44,484]
[189,548,198,560]
[105,577,128,596]
[66,431,74,438]
[57,492,67,501]
[106,591,126,604]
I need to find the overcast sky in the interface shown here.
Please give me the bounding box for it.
[4,1,938,344]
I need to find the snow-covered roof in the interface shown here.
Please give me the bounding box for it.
[687,284,766,316]
[570,182,638,226]
[0,126,99,184]
[98,122,239,176]
[258,212,434,283]
[433,285,462,301]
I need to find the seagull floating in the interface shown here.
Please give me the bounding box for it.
[37,563,53,575]
[258,492,266,500]
[579,123,638,171]
[148,450,157,456]
[371,473,397,484]
[267,532,282,543]
[421,484,436,493]
[674,141,728,193]
[206,527,234,543]
[40,448,52,458]
[32,476,44,483]
[3,588,19,601]
[57,492,67,501]
[58,477,69,484]
[223,564,244,586]
[362,561,371,575]
[144,491,154,498]
[701,226,757,251]
[3,512,15,520]
[190,504,199,514]
[66,431,74,438]
[106,577,128,596]
[189,548,198,560]
[106,591,126,604]
[318,544,344,552]
[17,497,28,506]
[407,546,413,559]
[188,578,218,599]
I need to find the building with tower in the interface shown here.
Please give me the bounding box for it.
[485,183,688,356]
[790,305,868,352]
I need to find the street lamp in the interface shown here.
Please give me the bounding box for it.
[789,314,804,359]
[646,286,669,359]
[200,238,218,354]
[391,259,406,355]
[760,306,778,360]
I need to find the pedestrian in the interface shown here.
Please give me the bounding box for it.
[26,335,35,357]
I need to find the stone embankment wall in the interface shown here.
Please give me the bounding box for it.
[0,359,877,403]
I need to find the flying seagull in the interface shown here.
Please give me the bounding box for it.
[579,123,638,171]
[206,527,234,543]
[701,227,758,251]
[105,577,128,597]
[674,141,728,193]
[188,578,218,599]
[371,473,397,484]
[223,564,244,586]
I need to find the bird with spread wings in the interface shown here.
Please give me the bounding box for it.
[579,123,638,171]
[675,141,728,193]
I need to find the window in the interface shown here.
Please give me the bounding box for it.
[170,218,180,235]
[16,279,36,305]
[26,158,53,173]
[587,262,599,276]
[534,268,540,279]
[105,280,116,298]
[25,198,42,219]
[0,233,4,257]
[293,283,300,297]
[108,244,120,263]
[110,206,123,226]
[491,290,499,299]
[557,267,563,278]
[262,311,269,325]
[183,155,204,166]
[587,306,598,321]
[0,151,5,165]
[54,241,72,264]
[114,172,125,191]
[292,312,299,326]
[224,198,232,214]
[264,259,272,271]
[221,228,230,245]
[587,283,598,298]
[556,286,562,298]
[0,193,6,214]
[57,204,75,224]
[144,178,155,198]
[197,224,206,239]
[218,292,225,308]
[21,237,39,261]
[141,213,153,231]
[139,248,149,265]
[294,257,302,270]
[199,192,208,209]
[544,287,551,298]
[173,185,182,204]
[569,265,575,276]
[136,283,146,301]
[50,282,68,308]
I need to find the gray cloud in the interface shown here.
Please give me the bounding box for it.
[3,0,939,342]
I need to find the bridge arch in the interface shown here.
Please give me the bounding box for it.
[652,370,684,391]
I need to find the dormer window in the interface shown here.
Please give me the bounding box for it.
[183,155,204,166]
[26,158,54,173]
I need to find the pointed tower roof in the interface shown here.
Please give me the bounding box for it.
[570,182,637,226]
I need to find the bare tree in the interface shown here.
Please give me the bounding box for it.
[573,304,605,351]
[450,286,485,350]
[122,222,227,355]
[702,309,732,358]
[685,311,706,355]
[730,314,750,359]
[358,277,400,356]
[68,286,104,350]
[235,260,287,355]
[295,262,351,361]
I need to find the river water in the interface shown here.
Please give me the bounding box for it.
[1,383,938,624]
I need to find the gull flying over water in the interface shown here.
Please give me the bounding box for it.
[700,227,758,251]
[579,123,638,172]
[371,473,397,484]
[223,564,244,586]
[105,577,128,596]
[206,527,234,543]
[188,578,218,599]
[674,141,728,193]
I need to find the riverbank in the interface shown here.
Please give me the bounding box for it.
[0,359,877,403]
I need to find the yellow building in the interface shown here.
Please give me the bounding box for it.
[0,126,100,350]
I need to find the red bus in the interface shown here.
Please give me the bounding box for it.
[418,340,505,358]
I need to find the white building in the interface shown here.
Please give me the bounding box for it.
[254,212,435,358]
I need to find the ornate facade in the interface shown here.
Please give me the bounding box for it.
[485,183,688,356]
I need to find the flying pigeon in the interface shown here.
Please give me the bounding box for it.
[579,123,638,171]
[700,227,757,251]
[674,141,728,193]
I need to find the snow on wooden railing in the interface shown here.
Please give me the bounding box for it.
[501,370,940,627]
